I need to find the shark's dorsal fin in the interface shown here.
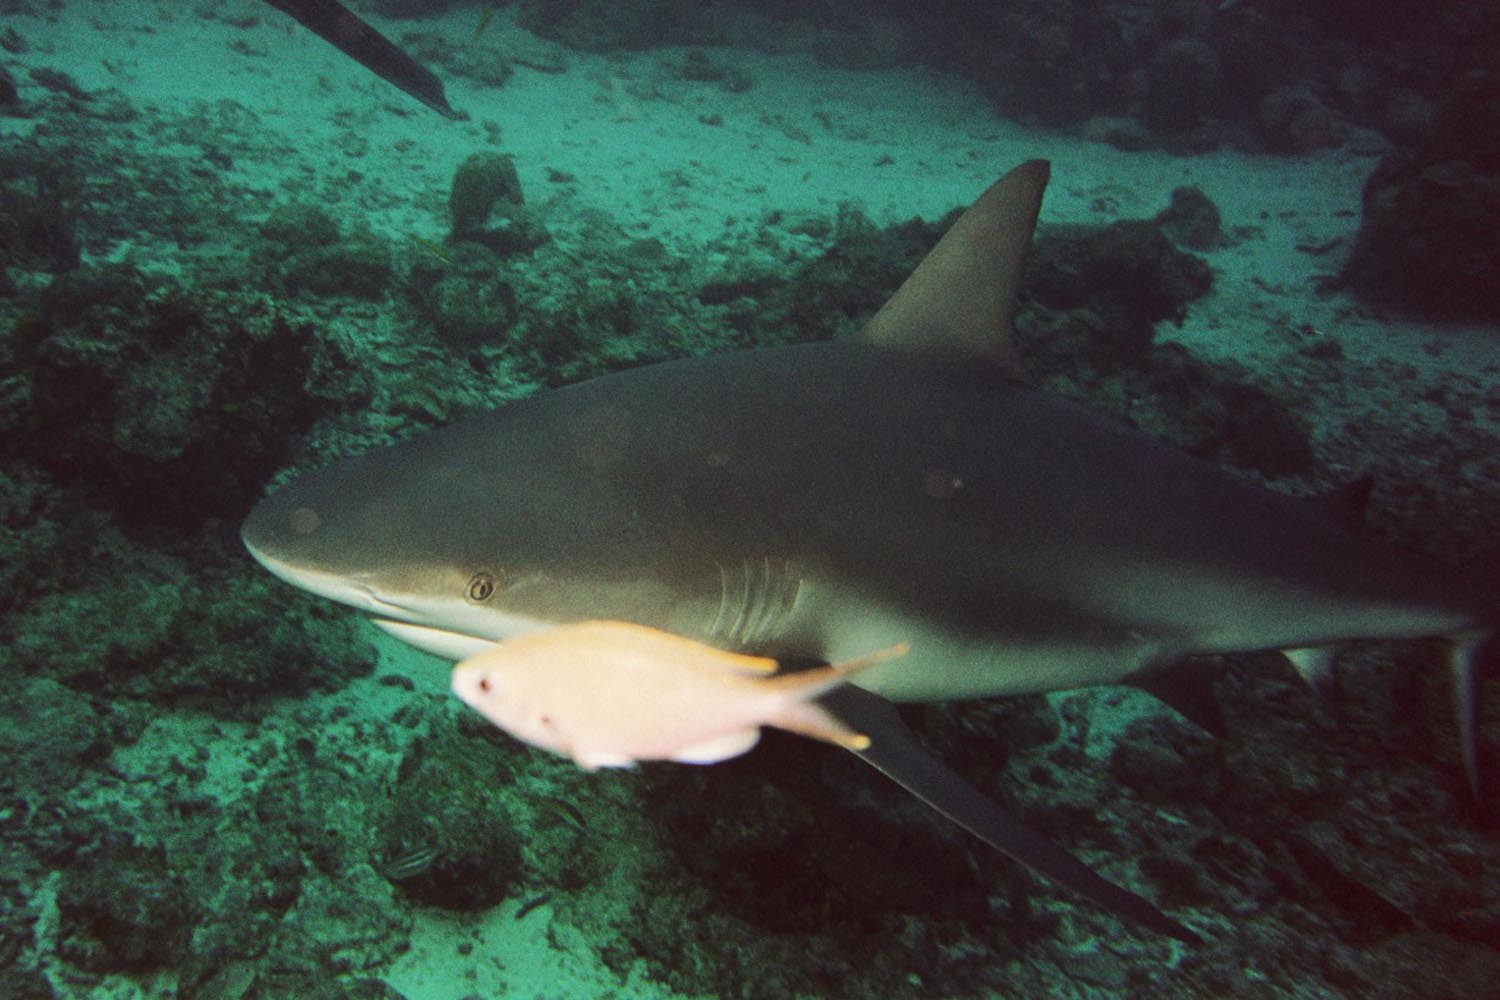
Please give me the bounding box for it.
[858,159,1050,379]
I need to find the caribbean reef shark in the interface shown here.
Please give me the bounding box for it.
[242,161,1493,943]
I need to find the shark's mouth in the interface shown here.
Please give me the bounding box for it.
[368,618,549,661]
[246,539,554,661]
[244,544,410,619]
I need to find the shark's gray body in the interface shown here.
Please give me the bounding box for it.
[243,162,1492,942]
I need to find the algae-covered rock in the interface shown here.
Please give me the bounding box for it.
[380,719,524,911]
[446,152,548,256]
[279,235,395,300]
[1154,186,1230,251]
[1256,84,1350,153]
[6,266,368,528]
[1144,38,1225,135]
[744,204,935,346]
[270,871,412,974]
[9,558,374,712]
[0,676,104,789]
[56,841,197,973]
[449,152,523,239]
[1343,71,1500,323]
[258,207,394,300]
[429,272,517,347]
[0,149,81,274]
[258,203,340,249]
[1027,220,1213,356]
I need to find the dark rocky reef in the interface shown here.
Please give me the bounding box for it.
[1343,68,1500,324]
[1026,219,1214,358]
[509,1,1500,156]
[516,0,719,52]
[379,717,526,911]
[257,204,395,301]
[3,265,369,529]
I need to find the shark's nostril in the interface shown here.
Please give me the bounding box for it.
[289,506,322,536]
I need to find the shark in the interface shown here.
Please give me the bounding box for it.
[242,160,1494,944]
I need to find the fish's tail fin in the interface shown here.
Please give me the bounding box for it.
[765,643,910,751]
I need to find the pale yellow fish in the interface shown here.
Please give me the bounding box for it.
[451,621,908,770]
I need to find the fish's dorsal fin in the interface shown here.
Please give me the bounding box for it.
[763,642,910,700]
[858,159,1049,379]
[588,620,778,676]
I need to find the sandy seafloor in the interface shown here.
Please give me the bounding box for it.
[3,2,1499,999]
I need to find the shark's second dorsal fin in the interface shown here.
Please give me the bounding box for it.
[858,159,1050,379]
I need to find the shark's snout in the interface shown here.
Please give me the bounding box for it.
[241,485,315,565]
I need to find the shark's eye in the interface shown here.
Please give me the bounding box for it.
[465,572,498,603]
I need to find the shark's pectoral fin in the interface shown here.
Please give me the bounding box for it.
[1452,631,1489,798]
[1124,657,1228,737]
[1283,645,1339,697]
[264,0,460,118]
[819,686,1202,944]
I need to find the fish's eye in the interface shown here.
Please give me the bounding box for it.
[477,676,492,694]
[465,572,498,603]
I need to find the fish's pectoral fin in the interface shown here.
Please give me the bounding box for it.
[671,729,762,765]
[818,686,1202,944]
[574,750,638,771]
